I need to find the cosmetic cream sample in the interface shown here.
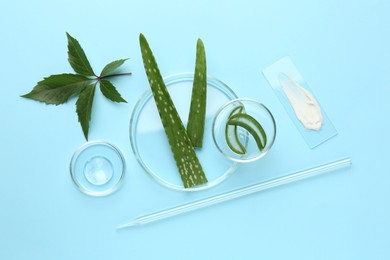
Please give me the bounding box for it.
[263,56,337,148]
[278,74,323,130]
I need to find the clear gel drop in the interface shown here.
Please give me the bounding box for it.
[84,156,113,185]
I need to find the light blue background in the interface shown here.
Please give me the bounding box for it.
[1,0,389,259]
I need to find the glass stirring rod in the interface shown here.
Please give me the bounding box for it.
[117,157,351,229]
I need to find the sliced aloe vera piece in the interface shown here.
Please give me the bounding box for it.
[139,34,208,188]
[187,38,207,148]
[225,105,246,155]
[227,113,267,152]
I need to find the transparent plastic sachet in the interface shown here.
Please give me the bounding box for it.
[263,56,337,148]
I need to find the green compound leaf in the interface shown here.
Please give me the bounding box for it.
[139,33,208,188]
[187,38,207,148]
[227,113,267,152]
[66,32,96,76]
[99,79,127,103]
[21,73,91,105]
[76,82,97,140]
[100,59,128,77]
[22,33,131,141]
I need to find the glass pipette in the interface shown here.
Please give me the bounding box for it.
[117,157,351,229]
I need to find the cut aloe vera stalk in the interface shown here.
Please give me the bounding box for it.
[139,34,208,188]
[225,105,246,155]
[187,38,207,148]
[227,113,267,152]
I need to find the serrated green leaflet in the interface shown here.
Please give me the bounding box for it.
[187,38,207,148]
[76,82,97,140]
[225,105,246,155]
[21,74,91,105]
[227,112,267,153]
[100,59,128,77]
[66,32,96,77]
[100,80,127,103]
[21,33,131,140]
[139,33,208,188]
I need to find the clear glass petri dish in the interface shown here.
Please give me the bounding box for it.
[212,98,276,163]
[70,141,125,196]
[130,73,239,192]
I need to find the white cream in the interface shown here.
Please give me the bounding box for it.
[278,74,323,130]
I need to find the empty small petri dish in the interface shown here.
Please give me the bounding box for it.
[70,141,125,196]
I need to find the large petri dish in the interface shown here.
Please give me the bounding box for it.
[130,73,239,191]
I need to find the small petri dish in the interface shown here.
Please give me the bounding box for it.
[130,73,239,192]
[212,98,276,163]
[70,141,125,196]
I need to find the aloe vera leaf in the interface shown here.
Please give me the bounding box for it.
[139,34,208,188]
[225,105,246,154]
[227,113,267,151]
[187,38,207,148]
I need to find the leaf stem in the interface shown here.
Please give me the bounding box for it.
[97,72,132,80]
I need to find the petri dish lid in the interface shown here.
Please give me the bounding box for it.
[70,141,125,196]
[129,72,239,191]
